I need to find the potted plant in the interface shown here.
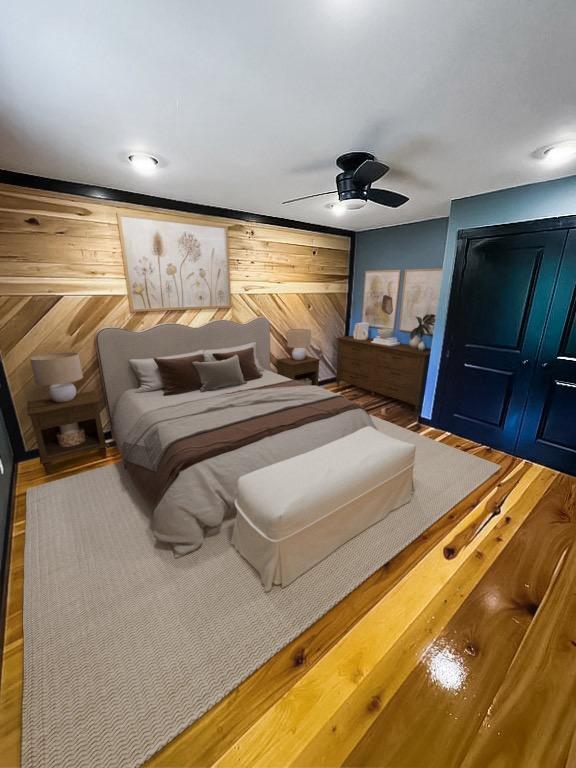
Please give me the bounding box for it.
[409,314,435,350]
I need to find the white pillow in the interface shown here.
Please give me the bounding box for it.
[129,358,162,392]
[203,342,263,369]
[129,349,204,392]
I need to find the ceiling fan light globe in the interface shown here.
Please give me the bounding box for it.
[339,198,367,210]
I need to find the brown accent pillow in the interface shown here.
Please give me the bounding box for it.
[155,354,204,395]
[213,347,262,381]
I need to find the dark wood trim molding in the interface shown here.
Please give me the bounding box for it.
[458,213,576,241]
[0,465,15,677]
[430,232,469,428]
[0,170,355,238]
[0,357,26,463]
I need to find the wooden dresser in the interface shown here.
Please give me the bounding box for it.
[337,337,430,408]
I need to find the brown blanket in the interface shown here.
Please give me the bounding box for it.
[125,383,360,506]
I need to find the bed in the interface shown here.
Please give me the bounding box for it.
[97,318,373,554]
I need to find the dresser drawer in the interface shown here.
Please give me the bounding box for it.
[339,358,374,380]
[339,346,372,367]
[374,352,416,374]
[341,369,377,391]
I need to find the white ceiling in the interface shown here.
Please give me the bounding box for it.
[1,0,576,231]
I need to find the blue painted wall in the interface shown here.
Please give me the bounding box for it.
[422,174,576,419]
[349,217,449,347]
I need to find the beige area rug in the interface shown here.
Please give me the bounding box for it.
[22,419,498,768]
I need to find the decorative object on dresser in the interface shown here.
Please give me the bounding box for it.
[285,328,311,360]
[361,269,400,330]
[353,322,370,340]
[30,352,83,403]
[409,313,436,351]
[276,355,319,385]
[373,328,400,347]
[28,393,106,473]
[118,214,230,311]
[337,336,429,409]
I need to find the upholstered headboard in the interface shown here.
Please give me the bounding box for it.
[96,318,271,421]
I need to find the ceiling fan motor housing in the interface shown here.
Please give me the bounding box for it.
[336,151,376,205]
[336,171,368,203]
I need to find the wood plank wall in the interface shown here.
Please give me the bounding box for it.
[0,183,350,450]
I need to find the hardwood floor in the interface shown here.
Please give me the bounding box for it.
[1,386,575,767]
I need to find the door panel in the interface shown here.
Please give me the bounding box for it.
[538,381,576,448]
[516,230,576,474]
[452,365,514,427]
[462,245,542,349]
[440,230,567,452]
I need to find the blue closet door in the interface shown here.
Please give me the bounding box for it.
[439,230,567,453]
[516,229,576,475]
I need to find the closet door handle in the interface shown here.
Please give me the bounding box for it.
[521,359,530,366]
[541,361,550,368]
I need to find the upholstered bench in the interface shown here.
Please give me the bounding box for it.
[232,426,416,591]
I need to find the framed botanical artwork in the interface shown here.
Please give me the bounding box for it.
[361,270,400,330]
[399,268,442,333]
[118,214,230,312]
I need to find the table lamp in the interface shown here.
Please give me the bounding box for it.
[31,353,83,402]
[286,329,311,361]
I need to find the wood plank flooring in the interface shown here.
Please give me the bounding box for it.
[1,385,575,767]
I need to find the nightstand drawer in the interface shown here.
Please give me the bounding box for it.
[30,403,100,429]
[276,357,319,384]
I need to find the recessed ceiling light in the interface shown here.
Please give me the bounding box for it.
[536,140,576,166]
[128,153,159,174]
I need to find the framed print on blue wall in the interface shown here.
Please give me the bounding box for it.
[399,268,442,333]
[361,269,400,330]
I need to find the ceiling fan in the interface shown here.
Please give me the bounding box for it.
[282,151,409,210]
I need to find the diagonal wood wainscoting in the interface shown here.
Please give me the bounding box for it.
[0,183,350,450]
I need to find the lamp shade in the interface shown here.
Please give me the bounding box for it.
[31,353,83,386]
[286,329,311,349]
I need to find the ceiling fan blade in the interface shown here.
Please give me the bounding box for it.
[353,160,389,187]
[282,191,337,205]
[366,188,409,208]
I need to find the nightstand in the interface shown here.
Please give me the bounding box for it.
[28,392,106,473]
[276,356,320,385]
